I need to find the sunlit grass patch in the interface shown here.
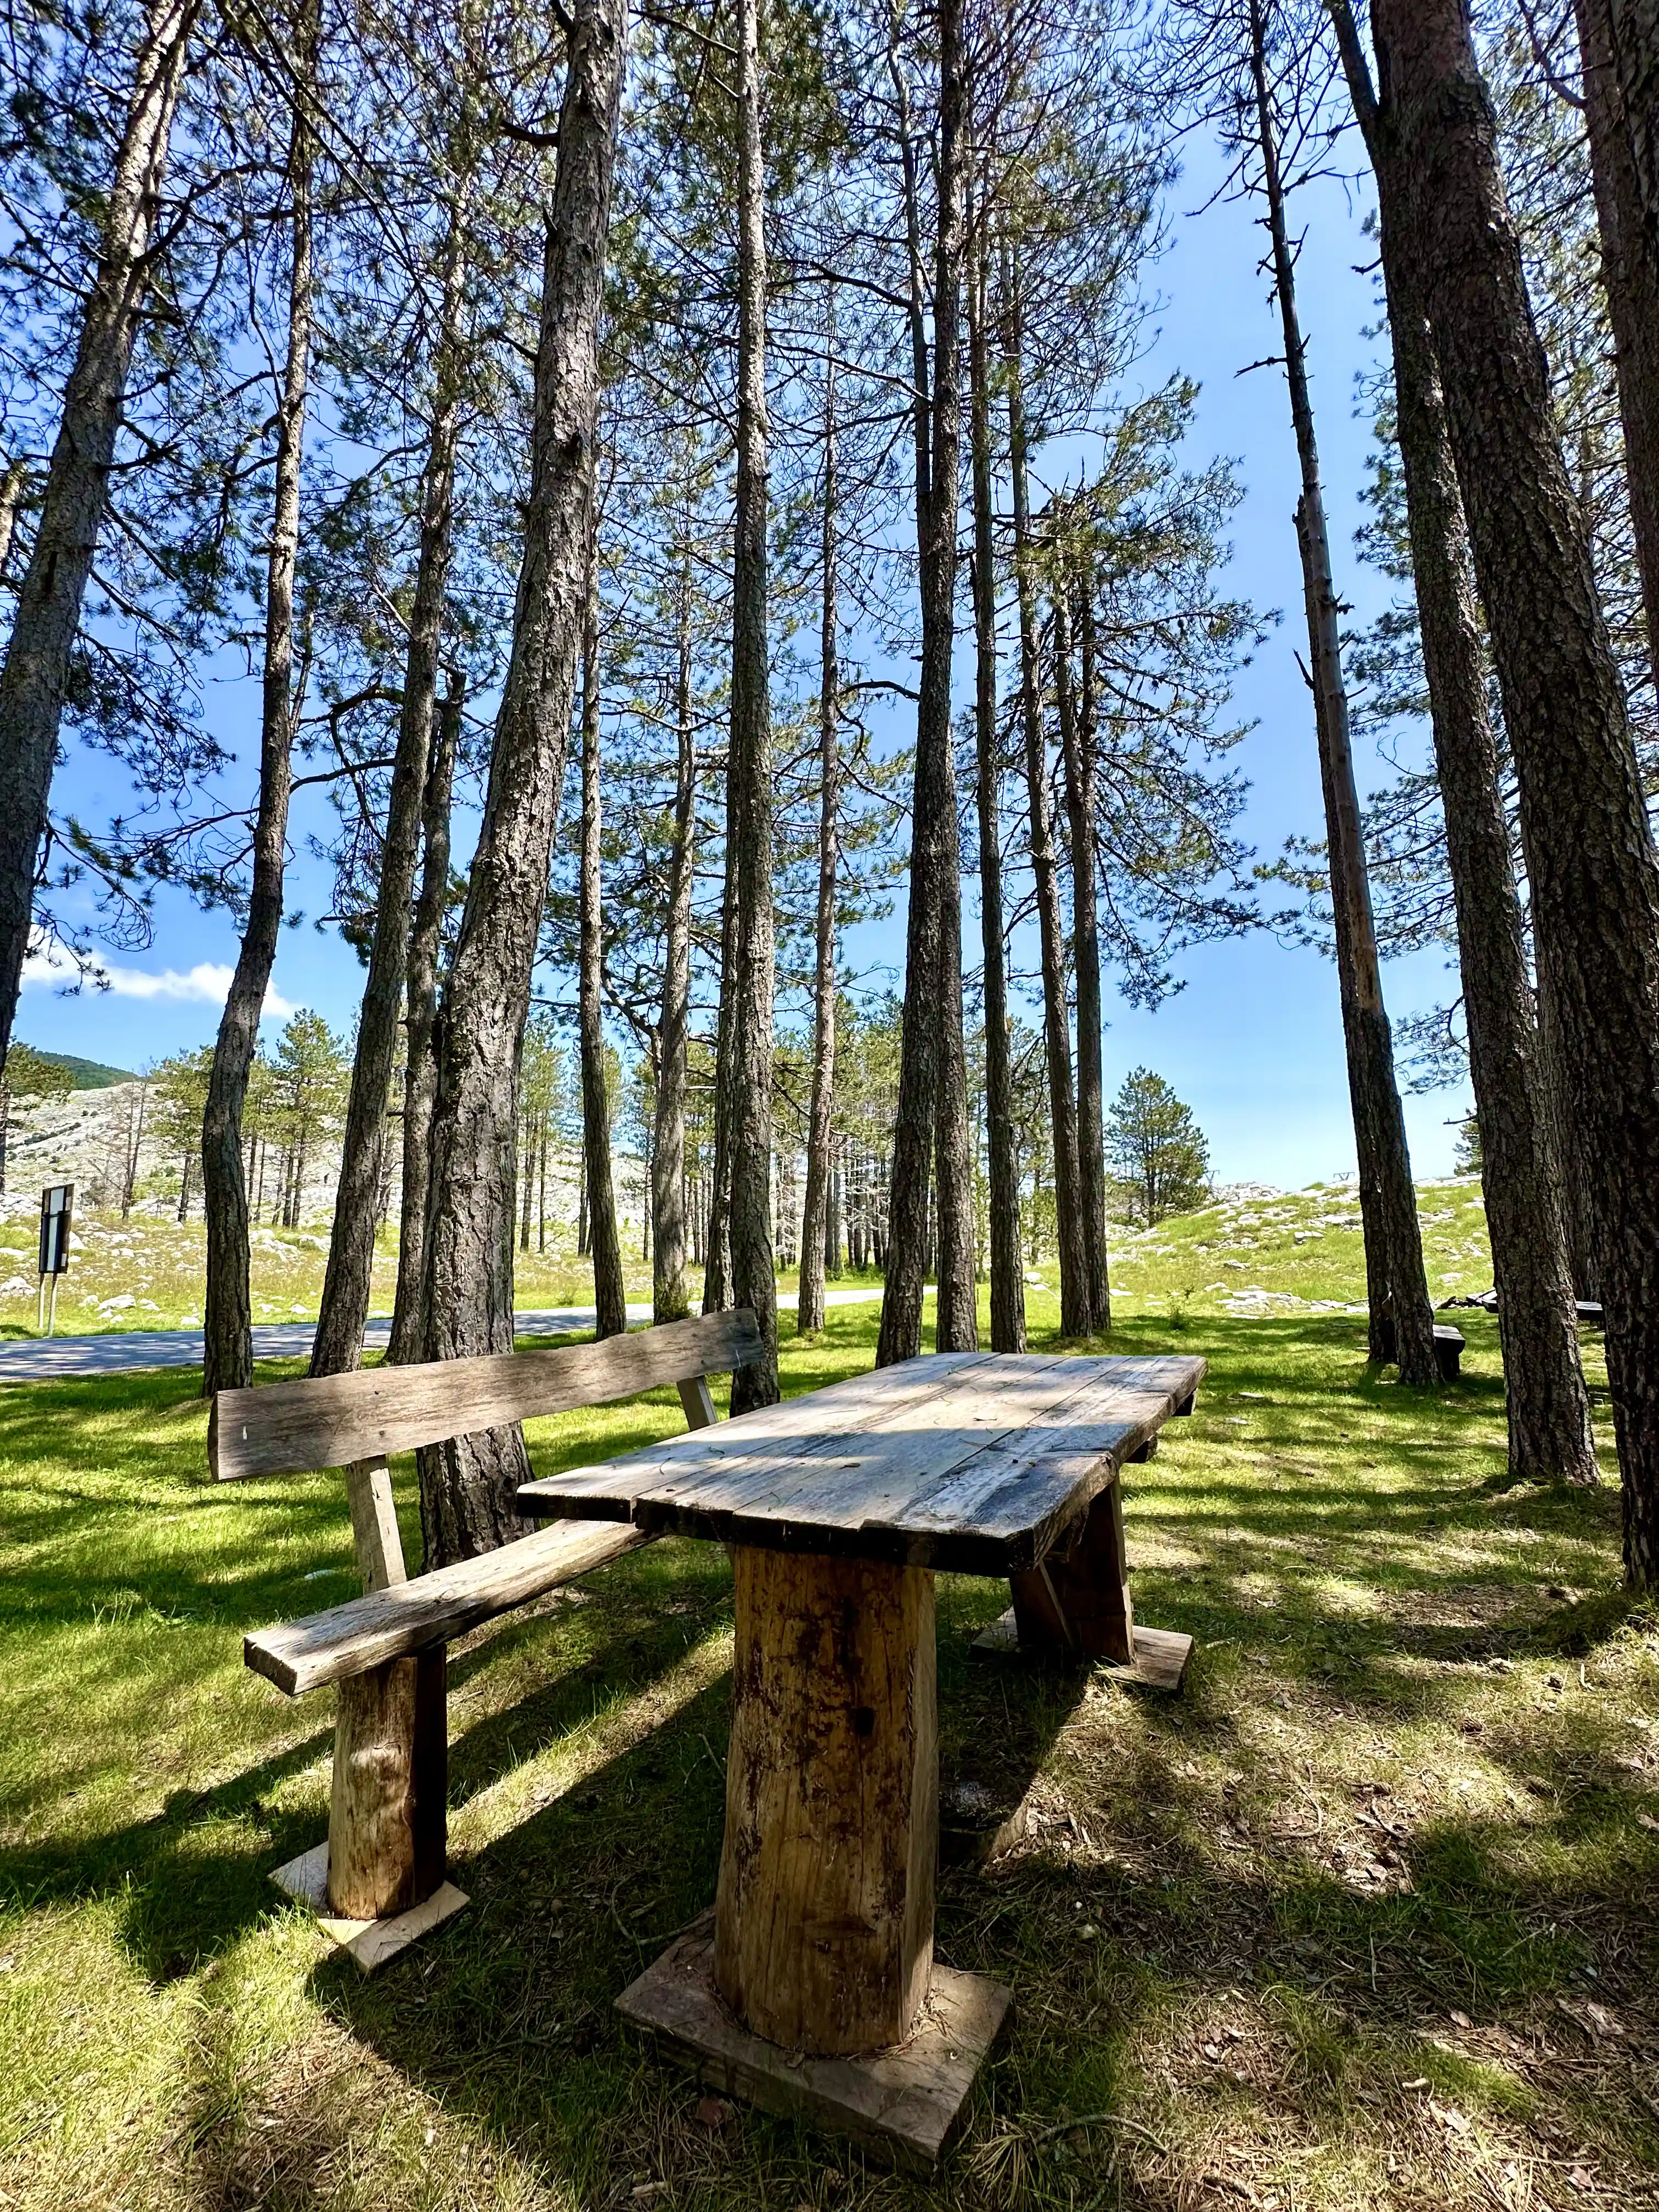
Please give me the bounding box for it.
[0,1290,1654,2209]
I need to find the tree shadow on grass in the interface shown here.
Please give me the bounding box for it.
[0,1543,732,1991]
[207,1630,1655,2211]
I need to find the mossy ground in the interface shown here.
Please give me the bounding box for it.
[1,1277,1655,2211]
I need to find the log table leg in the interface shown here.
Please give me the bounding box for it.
[716,1545,935,2051]
[974,1477,1194,1692]
[618,1545,1012,2167]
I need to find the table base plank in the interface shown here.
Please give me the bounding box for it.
[971,1609,1194,1691]
[269,1840,469,1973]
[619,1914,1012,2171]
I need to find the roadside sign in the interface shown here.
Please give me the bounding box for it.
[37,1182,72,1335]
[38,1182,73,1275]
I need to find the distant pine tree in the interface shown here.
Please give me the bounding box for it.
[1105,1069,1211,1227]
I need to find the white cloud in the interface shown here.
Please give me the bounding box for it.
[21,942,295,1021]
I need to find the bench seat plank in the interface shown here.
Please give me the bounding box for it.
[211,1307,766,1482]
[246,1519,650,1696]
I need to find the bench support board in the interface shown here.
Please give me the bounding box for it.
[272,1839,468,1973]
[619,1912,1011,2172]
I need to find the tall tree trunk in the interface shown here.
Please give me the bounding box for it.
[579,518,626,1339]
[0,0,199,1070]
[925,0,978,1358]
[723,0,779,1410]
[1576,0,1659,693]
[312,206,467,1377]
[966,188,1025,1353]
[797,327,839,1337]
[520,1107,534,1249]
[388,673,460,1364]
[878,0,977,1365]
[651,531,696,1323]
[827,1142,843,1274]
[875,52,938,1365]
[1007,282,1091,1339]
[1372,0,1659,1579]
[201,0,316,1395]
[1250,0,1437,1384]
[1535,945,1602,1300]
[1053,573,1110,1332]
[417,0,627,1564]
[0,458,25,585]
[701,866,735,1312]
[1328,0,1598,1482]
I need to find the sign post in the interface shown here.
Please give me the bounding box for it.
[37,1182,73,1336]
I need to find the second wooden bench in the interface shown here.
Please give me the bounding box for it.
[212,1306,765,1968]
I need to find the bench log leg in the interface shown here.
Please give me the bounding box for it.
[328,1646,447,1920]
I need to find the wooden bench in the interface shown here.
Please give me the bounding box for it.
[211,1306,766,1970]
[1375,1307,1466,1380]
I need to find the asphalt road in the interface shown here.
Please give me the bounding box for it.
[0,1288,883,1381]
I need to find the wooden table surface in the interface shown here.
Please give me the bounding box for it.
[517,1348,1205,1575]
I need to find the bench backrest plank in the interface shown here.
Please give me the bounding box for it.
[210,1307,765,1481]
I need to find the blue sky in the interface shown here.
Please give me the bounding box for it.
[18,129,1473,1187]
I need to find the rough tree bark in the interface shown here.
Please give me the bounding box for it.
[312,204,467,1377]
[579,517,627,1340]
[388,675,461,1364]
[701,866,735,1312]
[1250,0,1437,1384]
[877,2,977,1365]
[966,190,1025,1353]
[1576,0,1659,691]
[1371,0,1659,1579]
[1054,569,1110,1332]
[1328,0,1598,1483]
[1007,279,1091,1339]
[417,0,627,1564]
[202,0,317,1395]
[722,0,779,1411]
[0,0,200,1070]
[651,527,696,1323]
[0,458,25,583]
[797,327,839,1338]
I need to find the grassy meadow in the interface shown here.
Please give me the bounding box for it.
[0,1173,1496,1338]
[1,1217,1657,2211]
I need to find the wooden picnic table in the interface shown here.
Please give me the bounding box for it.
[517,1346,1203,2165]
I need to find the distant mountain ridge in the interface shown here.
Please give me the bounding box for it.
[21,1046,137,1091]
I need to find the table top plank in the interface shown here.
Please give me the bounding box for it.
[657,1356,1088,1537]
[520,1351,1008,1522]
[856,1355,1201,1571]
[516,1351,1206,1575]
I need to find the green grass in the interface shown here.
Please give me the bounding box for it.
[0,1217,616,1338]
[1087,1175,1494,1322]
[0,1171,1493,1340]
[2,1283,1656,2211]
